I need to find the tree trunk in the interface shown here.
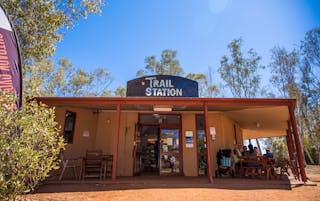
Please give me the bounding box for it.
[296,113,315,164]
[304,147,314,164]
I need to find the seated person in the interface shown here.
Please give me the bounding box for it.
[231,148,240,174]
[254,146,260,156]
[263,149,274,158]
[241,145,248,156]
[234,144,242,157]
[244,144,261,176]
[245,144,260,167]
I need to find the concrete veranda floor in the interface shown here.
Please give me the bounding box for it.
[24,166,319,201]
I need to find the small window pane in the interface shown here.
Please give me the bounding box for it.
[63,111,76,143]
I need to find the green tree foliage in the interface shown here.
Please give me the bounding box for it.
[219,38,264,97]
[24,58,113,97]
[186,72,219,97]
[114,86,126,97]
[1,1,107,97]
[268,28,320,164]
[137,50,219,97]
[299,28,320,164]
[137,49,184,76]
[0,91,65,200]
[268,46,309,162]
[269,47,300,98]
[1,0,104,63]
[264,137,289,161]
[301,28,320,67]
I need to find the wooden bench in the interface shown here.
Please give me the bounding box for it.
[239,156,263,177]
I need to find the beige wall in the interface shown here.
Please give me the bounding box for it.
[95,112,115,155]
[206,113,241,174]
[117,112,137,176]
[181,113,198,176]
[55,107,98,159]
[94,111,138,176]
[55,107,241,178]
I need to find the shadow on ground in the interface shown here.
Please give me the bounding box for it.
[34,176,294,194]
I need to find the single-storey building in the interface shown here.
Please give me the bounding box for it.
[35,75,307,183]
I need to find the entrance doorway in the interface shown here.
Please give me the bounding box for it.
[140,125,160,174]
[159,127,180,175]
[133,114,182,176]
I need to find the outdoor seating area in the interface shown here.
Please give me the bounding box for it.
[58,150,113,181]
[58,148,298,182]
[238,155,277,179]
[215,146,301,181]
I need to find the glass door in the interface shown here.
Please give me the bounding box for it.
[196,115,207,175]
[159,127,181,175]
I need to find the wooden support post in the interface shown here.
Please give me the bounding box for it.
[286,129,294,161]
[256,139,262,156]
[112,104,121,181]
[204,102,214,183]
[288,105,307,182]
[286,132,293,161]
[287,121,296,161]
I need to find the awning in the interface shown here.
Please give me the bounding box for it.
[35,97,293,140]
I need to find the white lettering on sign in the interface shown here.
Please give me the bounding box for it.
[145,77,183,97]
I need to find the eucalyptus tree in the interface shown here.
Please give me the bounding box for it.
[269,28,320,164]
[1,0,104,63]
[269,47,300,98]
[114,86,126,97]
[137,49,219,97]
[218,38,264,98]
[299,28,320,164]
[40,58,113,97]
[1,0,107,97]
[186,72,219,97]
[136,49,184,76]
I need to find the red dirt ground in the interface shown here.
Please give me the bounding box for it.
[24,165,320,201]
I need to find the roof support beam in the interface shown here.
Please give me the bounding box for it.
[286,121,295,161]
[288,105,307,182]
[112,104,121,181]
[204,102,213,183]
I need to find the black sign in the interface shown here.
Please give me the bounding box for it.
[127,75,198,97]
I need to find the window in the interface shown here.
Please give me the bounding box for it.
[63,111,76,143]
[196,114,207,175]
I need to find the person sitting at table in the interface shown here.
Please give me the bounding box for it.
[241,145,248,156]
[263,149,274,158]
[231,148,240,175]
[245,144,256,157]
[234,144,242,157]
[244,144,261,176]
[254,146,260,156]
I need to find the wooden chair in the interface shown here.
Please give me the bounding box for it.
[82,150,104,180]
[59,152,82,180]
[261,157,272,179]
[277,159,290,178]
[103,155,113,179]
[239,156,262,178]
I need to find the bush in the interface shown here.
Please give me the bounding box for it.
[0,91,65,200]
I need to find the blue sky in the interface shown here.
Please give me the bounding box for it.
[55,0,320,91]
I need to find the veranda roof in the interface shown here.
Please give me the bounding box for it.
[35,97,295,140]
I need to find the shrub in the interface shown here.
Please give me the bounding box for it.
[0,91,65,200]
